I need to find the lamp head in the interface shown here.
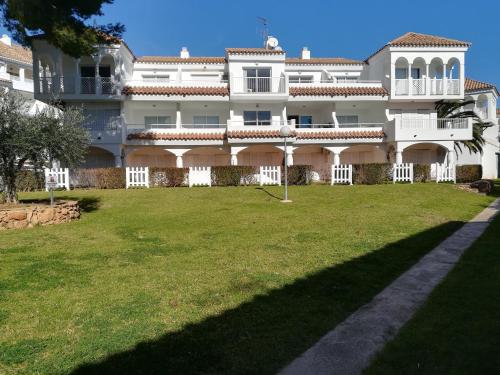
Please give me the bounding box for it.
[280,125,292,137]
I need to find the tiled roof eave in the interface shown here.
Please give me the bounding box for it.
[296,130,385,140]
[127,132,225,141]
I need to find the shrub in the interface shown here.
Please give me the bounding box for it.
[15,170,45,191]
[457,165,482,183]
[286,165,312,185]
[150,167,188,187]
[353,163,392,185]
[71,168,125,189]
[211,166,257,186]
[413,164,431,183]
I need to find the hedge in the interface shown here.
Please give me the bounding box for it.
[71,168,125,189]
[150,167,188,187]
[15,170,45,191]
[413,164,431,183]
[352,163,393,185]
[456,165,482,183]
[287,165,313,185]
[211,166,257,186]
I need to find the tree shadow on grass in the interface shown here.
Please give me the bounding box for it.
[255,187,282,201]
[70,221,464,375]
[54,196,101,213]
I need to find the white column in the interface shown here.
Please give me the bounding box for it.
[442,64,447,95]
[75,58,81,94]
[176,103,182,129]
[396,151,403,165]
[287,148,294,166]
[282,105,287,125]
[230,153,238,166]
[459,63,465,97]
[333,152,340,166]
[95,57,101,95]
[447,150,455,165]
[425,64,430,95]
[390,63,396,97]
[114,155,122,168]
[408,62,413,95]
[176,155,183,168]
[19,68,25,82]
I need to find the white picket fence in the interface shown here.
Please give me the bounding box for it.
[393,163,414,183]
[44,168,70,191]
[331,164,352,185]
[260,166,281,186]
[126,167,149,188]
[435,163,456,183]
[189,166,212,187]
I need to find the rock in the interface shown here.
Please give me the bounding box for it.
[470,180,493,194]
[6,210,26,221]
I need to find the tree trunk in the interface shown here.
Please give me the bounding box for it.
[1,172,18,204]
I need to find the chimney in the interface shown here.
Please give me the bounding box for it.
[180,47,190,59]
[301,47,310,60]
[1,34,12,46]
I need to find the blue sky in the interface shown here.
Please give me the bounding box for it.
[3,0,500,89]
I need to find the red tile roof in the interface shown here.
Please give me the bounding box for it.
[127,132,225,141]
[465,78,498,94]
[122,86,229,96]
[289,86,388,97]
[0,42,32,64]
[389,32,470,47]
[227,130,295,139]
[296,130,385,140]
[136,56,226,64]
[226,48,285,55]
[286,57,364,65]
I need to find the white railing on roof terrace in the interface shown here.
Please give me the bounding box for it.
[447,79,460,95]
[400,118,468,130]
[411,79,426,95]
[395,78,461,96]
[395,79,410,95]
[125,79,228,87]
[232,76,286,94]
[430,79,444,95]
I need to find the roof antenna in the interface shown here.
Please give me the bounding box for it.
[257,17,269,48]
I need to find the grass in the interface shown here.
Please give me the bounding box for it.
[0,184,494,374]
[365,186,500,375]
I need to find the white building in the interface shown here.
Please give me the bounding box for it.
[0,34,48,114]
[31,32,499,179]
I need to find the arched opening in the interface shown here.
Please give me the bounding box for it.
[293,145,331,181]
[37,55,55,94]
[402,143,448,165]
[237,144,282,166]
[411,57,426,95]
[183,147,230,167]
[429,57,444,95]
[80,56,97,94]
[340,145,386,164]
[82,146,116,168]
[476,94,489,119]
[464,95,475,112]
[99,54,116,95]
[446,58,461,94]
[395,57,409,95]
[126,148,176,167]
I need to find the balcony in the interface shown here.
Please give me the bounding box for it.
[288,79,383,89]
[230,76,288,100]
[394,78,461,97]
[125,79,228,88]
[387,117,472,141]
[36,76,120,97]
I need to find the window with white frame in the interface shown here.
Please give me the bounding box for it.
[193,115,220,127]
[337,115,359,127]
[289,75,314,83]
[243,111,271,126]
[144,116,172,129]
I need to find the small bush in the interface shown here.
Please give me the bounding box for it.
[71,168,125,189]
[353,163,392,185]
[286,165,312,185]
[15,170,45,191]
[414,164,431,183]
[150,167,188,187]
[457,165,482,183]
[211,166,257,186]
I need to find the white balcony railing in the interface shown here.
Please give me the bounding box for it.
[395,78,461,96]
[231,76,287,94]
[37,76,119,95]
[288,79,382,88]
[126,123,227,134]
[400,118,468,130]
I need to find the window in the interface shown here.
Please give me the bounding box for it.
[337,115,359,128]
[193,116,220,127]
[395,68,407,79]
[142,74,170,82]
[289,75,313,83]
[288,115,313,128]
[244,111,271,126]
[244,68,271,92]
[411,68,421,79]
[84,108,121,131]
[144,116,172,129]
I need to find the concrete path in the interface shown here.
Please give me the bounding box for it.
[279,198,500,375]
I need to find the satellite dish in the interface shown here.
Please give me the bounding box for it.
[266,36,279,49]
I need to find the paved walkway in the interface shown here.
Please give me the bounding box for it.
[279,198,500,375]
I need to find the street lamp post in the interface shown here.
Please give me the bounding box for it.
[280,123,292,203]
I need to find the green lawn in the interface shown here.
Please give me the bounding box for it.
[0,184,494,374]
[365,198,500,375]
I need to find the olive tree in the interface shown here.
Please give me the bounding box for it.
[0,91,90,203]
